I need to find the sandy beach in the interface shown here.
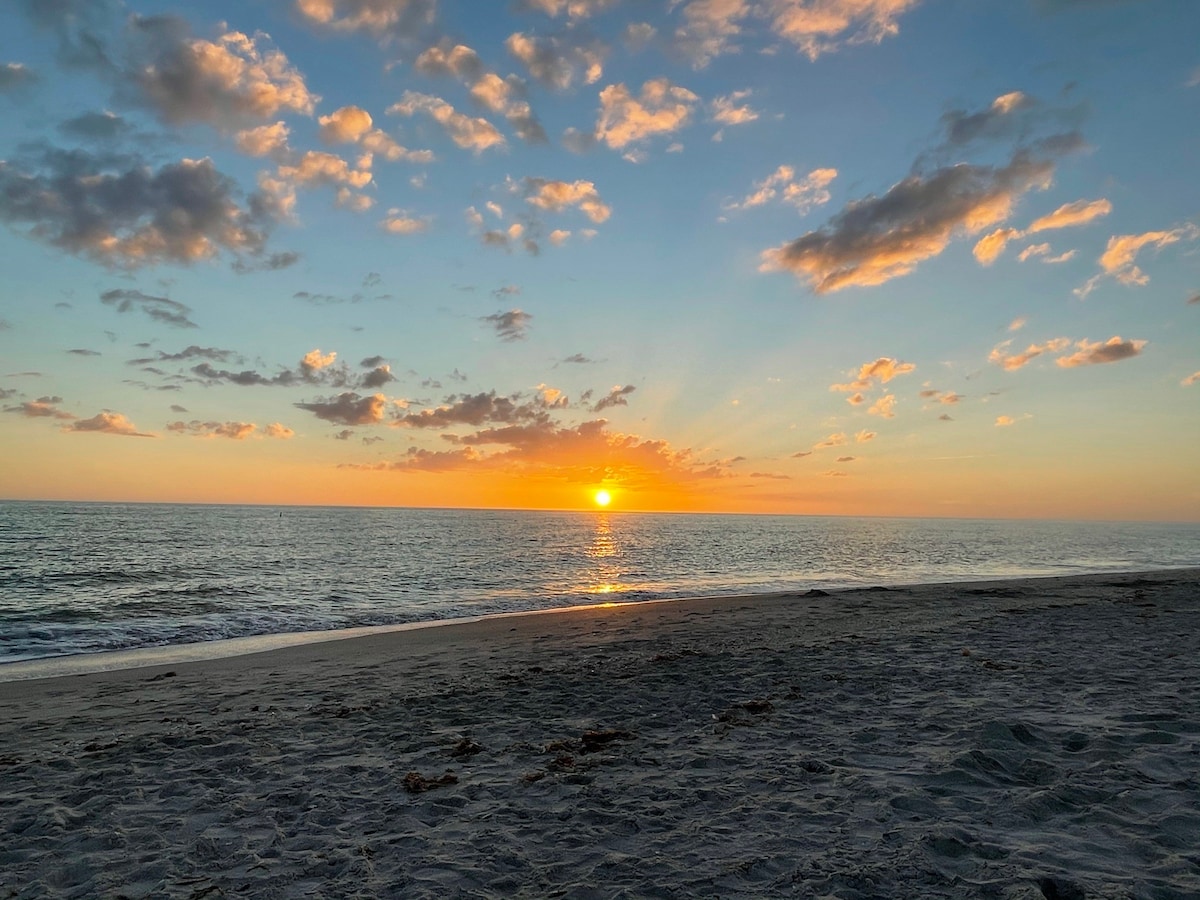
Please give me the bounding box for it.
[1,569,1198,898]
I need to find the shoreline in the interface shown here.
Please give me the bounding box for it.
[2,568,1198,897]
[2,566,1196,685]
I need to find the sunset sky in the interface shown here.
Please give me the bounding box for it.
[1,0,1197,519]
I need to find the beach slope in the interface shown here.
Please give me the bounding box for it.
[1,570,1198,898]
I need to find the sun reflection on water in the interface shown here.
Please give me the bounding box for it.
[580,513,626,595]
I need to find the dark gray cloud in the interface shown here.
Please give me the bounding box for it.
[67,348,101,356]
[397,391,549,429]
[295,391,388,426]
[232,251,301,274]
[361,355,387,368]
[0,62,37,92]
[101,288,197,328]
[17,0,119,71]
[169,404,187,413]
[361,365,396,388]
[58,110,131,141]
[190,362,299,387]
[0,147,275,269]
[130,345,239,365]
[592,383,636,412]
[481,308,533,341]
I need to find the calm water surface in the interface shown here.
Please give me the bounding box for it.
[1,501,1197,665]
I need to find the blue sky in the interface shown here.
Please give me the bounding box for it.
[1,0,1198,518]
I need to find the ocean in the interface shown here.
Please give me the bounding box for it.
[2,501,1197,671]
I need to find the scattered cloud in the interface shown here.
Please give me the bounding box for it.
[767,0,923,61]
[318,105,431,163]
[101,289,197,328]
[591,78,699,152]
[728,165,837,214]
[130,24,316,131]
[295,391,389,425]
[763,149,1058,292]
[293,0,436,37]
[0,149,274,269]
[521,177,612,222]
[711,89,759,127]
[855,430,876,443]
[868,394,896,418]
[388,91,505,154]
[482,309,533,341]
[1182,371,1200,387]
[813,432,846,450]
[592,383,636,412]
[67,411,155,436]
[167,419,258,439]
[506,32,604,91]
[831,357,916,393]
[380,209,430,234]
[1008,317,1027,332]
[1076,225,1199,297]
[975,198,1110,265]
[1055,336,1147,368]
[0,62,37,91]
[988,337,1071,371]
[4,396,74,419]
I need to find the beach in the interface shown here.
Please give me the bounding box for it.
[1,569,1198,898]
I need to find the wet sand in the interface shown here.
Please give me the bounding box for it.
[1,569,1198,898]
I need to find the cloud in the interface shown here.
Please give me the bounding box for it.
[988,337,1071,371]
[522,178,611,222]
[231,251,301,273]
[728,165,837,214]
[361,365,396,388]
[710,90,760,126]
[995,415,1016,427]
[767,0,922,61]
[415,42,547,144]
[58,110,132,142]
[763,150,1056,292]
[671,0,753,68]
[0,149,274,269]
[4,396,75,419]
[234,121,291,157]
[381,209,430,234]
[1008,317,1027,332]
[265,149,375,213]
[67,411,155,436]
[295,391,388,425]
[318,105,431,162]
[0,62,37,91]
[563,353,593,364]
[264,422,295,438]
[1189,293,1200,305]
[68,349,101,357]
[975,198,1110,265]
[592,384,636,412]
[1182,371,1200,387]
[397,390,550,429]
[836,455,856,463]
[855,430,876,443]
[593,78,699,151]
[813,432,846,450]
[1055,336,1147,368]
[940,90,1036,148]
[481,309,533,341]
[129,345,238,365]
[830,357,916,392]
[167,419,257,439]
[520,0,618,19]
[130,23,316,131]
[388,91,505,153]
[293,0,436,36]
[101,289,197,328]
[867,394,896,418]
[300,348,337,379]
[1075,225,1199,296]
[505,32,604,91]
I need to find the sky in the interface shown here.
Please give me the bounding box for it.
[0,0,1197,520]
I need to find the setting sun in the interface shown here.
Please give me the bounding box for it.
[593,490,612,508]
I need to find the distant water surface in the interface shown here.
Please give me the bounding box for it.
[1,502,1197,666]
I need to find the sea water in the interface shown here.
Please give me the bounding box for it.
[1,501,1197,667]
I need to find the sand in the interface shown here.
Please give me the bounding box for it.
[1,569,1198,899]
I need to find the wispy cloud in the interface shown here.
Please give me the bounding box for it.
[1075,225,1199,297]
[727,165,836,214]
[481,309,533,342]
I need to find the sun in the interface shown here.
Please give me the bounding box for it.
[593,489,612,508]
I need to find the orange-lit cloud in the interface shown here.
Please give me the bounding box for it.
[769,0,922,60]
[1182,371,1200,387]
[831,357,916,392]
[4,396,74,419]
[867,393,896,418]
[67,411,155,437]
[593,78,699,151]
[522,178,612,222]
[1055,336,1147,368]
[1076,225,1199,297]
[988,337,1071,371]
[294,0,436,36]
[729,165,837,214]
[388,92,506,154]
[505,32,604,90]
[976,198,1110,265]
